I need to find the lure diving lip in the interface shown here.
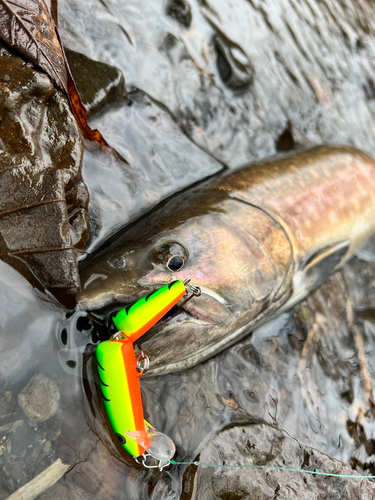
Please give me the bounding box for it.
[96,279,200,468]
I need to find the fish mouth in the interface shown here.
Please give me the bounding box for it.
[113,286,221,331]
[81,284,229,345]
[138,287,232,348]
[138,296,217,344]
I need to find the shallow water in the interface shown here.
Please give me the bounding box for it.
[2,0,375,498]
[2,236,375,498]
[59,0,375,250]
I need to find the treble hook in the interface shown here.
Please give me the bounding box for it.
[134,453,171,471]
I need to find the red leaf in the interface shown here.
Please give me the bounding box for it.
[67,70,111,147]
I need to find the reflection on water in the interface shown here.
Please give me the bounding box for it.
[2,237,375,498]
[81,91,223,252]
[3,0,375,496]
[59,0,375,168]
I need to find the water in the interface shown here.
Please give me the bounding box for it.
[2,236,375,498]
[2,0,375,497]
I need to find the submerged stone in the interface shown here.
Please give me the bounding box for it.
[18,375,60,423]
[213,35,254,92]
[64,48,126,118]
[166,0,192,28]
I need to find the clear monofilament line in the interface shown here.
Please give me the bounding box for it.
[168,460,375,479]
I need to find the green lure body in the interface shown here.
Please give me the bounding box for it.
[96,280,192,459]
[113,280,186,341]
[96,339,146,457]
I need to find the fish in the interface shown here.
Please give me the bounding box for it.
[78,145,375,376]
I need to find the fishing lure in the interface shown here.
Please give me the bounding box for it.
[112,279,197,342]
[96,279,201,469]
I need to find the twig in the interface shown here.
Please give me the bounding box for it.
[346,299,375,407]
[298,312,327,416]
[6,459,70,500]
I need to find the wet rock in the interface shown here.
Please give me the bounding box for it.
[276,123,295,152]
[185,424,375,499]
[18,375,60,423]
[64,48,126,118]
[0,42,88,303]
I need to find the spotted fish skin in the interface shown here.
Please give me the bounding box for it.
[81,146,375,376]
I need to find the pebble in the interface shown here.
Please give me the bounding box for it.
[17,375,60,423]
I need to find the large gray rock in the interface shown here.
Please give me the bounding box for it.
[82,90,224,251]
[59,0,375,170]
[18,375,60,423]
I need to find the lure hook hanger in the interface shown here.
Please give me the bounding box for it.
[183,278,201,297]
[136,343,150,375]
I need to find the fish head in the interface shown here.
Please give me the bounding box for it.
[78,189,293,374]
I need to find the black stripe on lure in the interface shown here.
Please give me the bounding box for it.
[112,278,201,341]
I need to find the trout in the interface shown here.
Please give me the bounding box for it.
[78,146,375,375]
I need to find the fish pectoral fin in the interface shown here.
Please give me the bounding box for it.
[280,240,350,314]
[300,241,350,272]
[300,240,349,287]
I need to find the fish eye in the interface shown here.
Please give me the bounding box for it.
[151,241,188,270]
[167,255,185,272]
[108,256,127,269]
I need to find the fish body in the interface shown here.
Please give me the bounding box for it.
[79,146,375,375]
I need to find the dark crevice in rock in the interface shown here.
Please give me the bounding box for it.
[180,456,199,500]
[276,123,295,152]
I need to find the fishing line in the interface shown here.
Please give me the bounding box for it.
[168,460,375,479]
